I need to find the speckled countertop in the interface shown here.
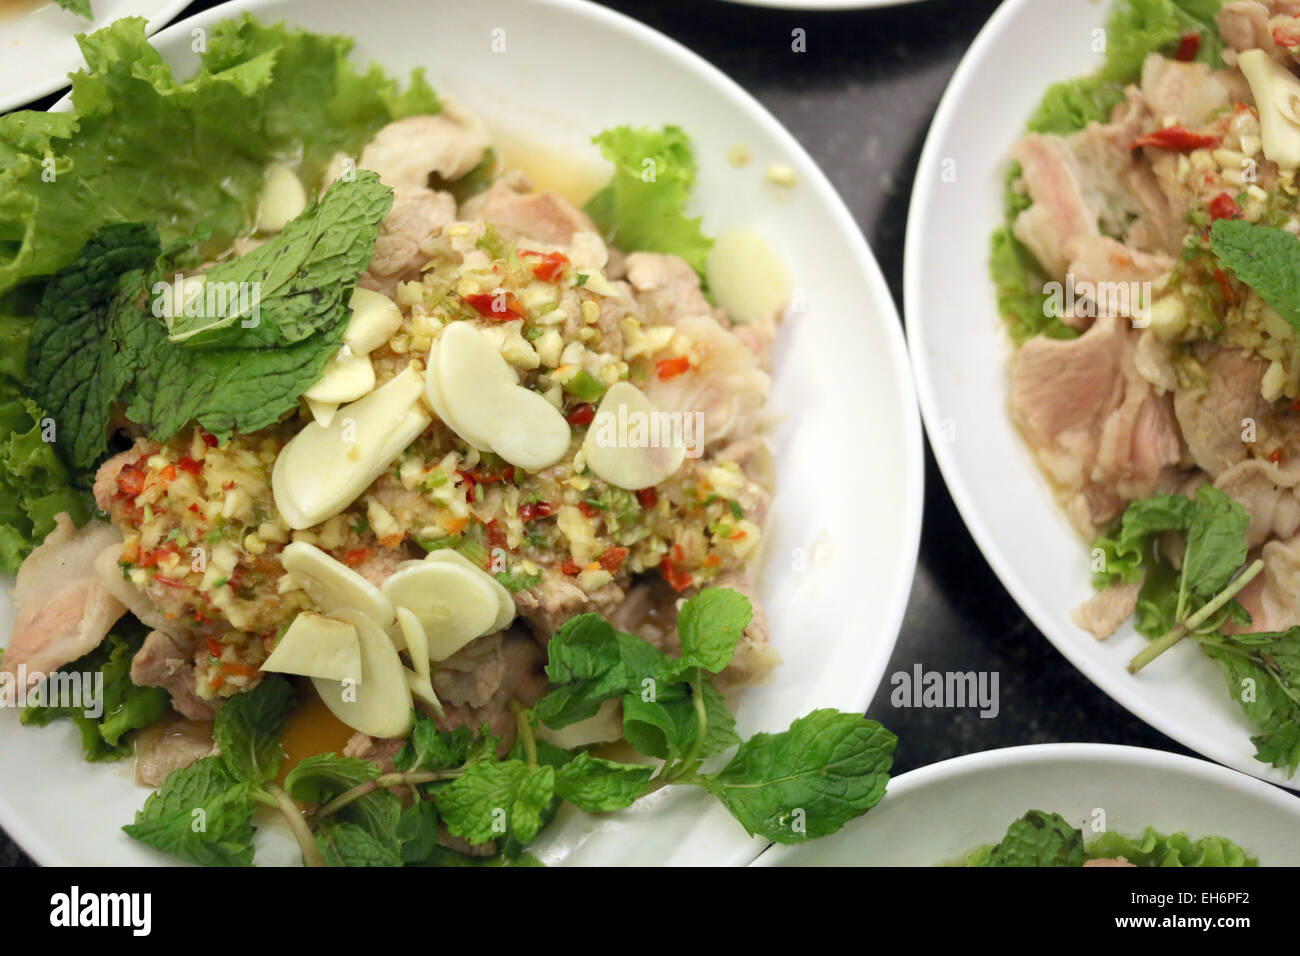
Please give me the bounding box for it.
[0,0,1195,867]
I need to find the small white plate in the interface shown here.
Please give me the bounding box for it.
[0,0,923,865]
[754,743,1300,866]
[905,0,1300,789]
[0,0,189,113]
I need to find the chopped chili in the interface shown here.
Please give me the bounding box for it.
[597,546,629,573]
[116,462,147,498]
[1275,24,1300,48]
[1270,448,1285,464]
[344,547,372,567]
[655,355,691,380]
[577,501,601,519]
[566,403,595,427]
[485,519,507,550]
[636,488,657,509]
[519,501,554,522]
[177,456,203,476]
[464,291,526,320]
[1175,32,1201,61]
[520,250,570,283]
[1131,126,1221,152]
[199,430,219,448]
[559,559,582,576]
[1213,268,1237,306]
[1208,192,1242,222]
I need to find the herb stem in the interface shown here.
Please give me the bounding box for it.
[509,698,538,768]
[1129,559,1264,674]
[313,770,458,821]
[266,782,326,868]
[667,668,708,782]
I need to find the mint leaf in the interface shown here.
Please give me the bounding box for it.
[621,693,697,761]
[553,752,653,813]
[284,753,378,803]
[123,757,257,866]
[673,587,751,675]
[316,821,404,867]
[1202,628,1300,773]
[696,710,895,844]
[168,171,392,348]
[393,713,475,772]
[968,810,1085,867]
[536,615,632,728]
[213,676,295,785]
[25,222,162,469]
[1181,485,1250,605]
[396,802,440,864]
[1211,219,1300,332]
[437,759,555,845]
[52,0,93,18]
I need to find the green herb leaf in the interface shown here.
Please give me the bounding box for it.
[1210,219,1300,332]
[212,676,295,785]
[1086,826,1257,867]
[552,752,654,813]
[967,810,1085,867]
[122,757,258,867]
[696,710,895,844]
[393,715,476,773]
[316,820,404,867]
[673,587,752,675]
[283,753,378,803]
[437,759,555,846]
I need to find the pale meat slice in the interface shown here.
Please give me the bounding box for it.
[1214,459,1300,547]
[1,515,126,696]
[358,104,490,191]
[360,186,457,297]
[1010,317,1181,537]
[623,252,714,326]
[134,719,217,787]
[1071,581,1143,640]
[1173,347,1271,479]
[513,567,626,642]
[434,632,549,750]
[1218,2,1278,57]
[1231,532,1300,633]
[1138,55,1241,127]
[129,629,217,720]
[459,170,596,245]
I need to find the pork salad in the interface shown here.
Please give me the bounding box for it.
[0,16,895,865]
[996,0,1300,776]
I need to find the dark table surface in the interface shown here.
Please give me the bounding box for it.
[0,0,1201,867]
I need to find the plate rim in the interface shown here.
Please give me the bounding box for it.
[0,0,925,866]
[0,0,192,114]
[753,741,1300,865]
[902,0,1300,789]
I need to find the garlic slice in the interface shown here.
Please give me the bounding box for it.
[303,344,376,404]
[261,612,362,682]
[434,321,572,470]
[396,607,444,717]
[425,334,493,450]
[306,397,339,428]
[273,366,431,529]
[1239,49,1300,169]
[706,229,791,324]
[583,382,686,490]
[280,541,395,629]
[423,548,516,632]
[380,558,500,661]
[257,162,308,234]
[346,288,404,355]
[312,609,413,739]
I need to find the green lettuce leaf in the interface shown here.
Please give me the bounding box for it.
[584,125,712,278]
[1087,826,1257,866]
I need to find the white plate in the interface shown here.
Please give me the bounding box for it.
[0,0,189,113]
[905,0,1300,789]
[754,743,1300,865]
[0,0,923,866]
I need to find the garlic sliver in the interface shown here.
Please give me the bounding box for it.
[486,386,572,471]
[257,162,308,233]
[583,382,686,490]
[313,609,413,739]
[346,287,403,355]
[396,607,444,717]
[303,344,375,404]
[281,541,396,629]
[306,397,339,428]
[380,559,499,660]
[432,322,517,450]
[423,336,475,443]
[706,229,791,324]
[273,366,430,529]
[1239,49,1300,169]
[423,548,516,632]
[262,612,362,682]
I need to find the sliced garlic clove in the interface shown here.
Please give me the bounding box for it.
[707,229,791,324]
[313,608,413,739]
[396,607,444,717]
[280,541,396,629]
[486,386,572,471]
[422,548,516,632]
[433,321,518,450]
[303,344,376,404]
[583,382,686,490]
[380,559,500,661]
[273,366,431,530]
[257,162,308,234]
[1239,49,1300,169]
[306,397,339,428]
[423,336,473,442]
[346,287,404,355]
[262,612,362,682]
[536,698,625,749]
